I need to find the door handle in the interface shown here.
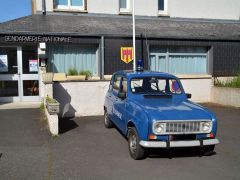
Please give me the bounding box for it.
[12,66,18,68]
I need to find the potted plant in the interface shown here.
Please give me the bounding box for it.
[67,68,86,81]
[79,70,92,80]
[46,96,60,115]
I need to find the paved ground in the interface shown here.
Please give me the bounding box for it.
[0,103,240,180]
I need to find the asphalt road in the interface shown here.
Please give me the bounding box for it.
[0,103,240,180]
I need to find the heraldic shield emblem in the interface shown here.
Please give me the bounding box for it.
[121,47,134,64]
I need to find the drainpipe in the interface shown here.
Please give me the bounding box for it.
[42,0,46,15]
[101,36,105,80]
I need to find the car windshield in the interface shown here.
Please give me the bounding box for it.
[130,77,182,95]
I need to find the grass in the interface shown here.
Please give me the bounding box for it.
[68,68,78,76]
[79,70,92,79]
[214,74,240,88]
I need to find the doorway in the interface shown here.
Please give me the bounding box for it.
[0,46,40,102]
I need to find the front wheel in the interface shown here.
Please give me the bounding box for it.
[128,127,146,160]
[104,110,113,128]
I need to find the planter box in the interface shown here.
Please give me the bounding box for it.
[211,87,240,107]
[46,100,60,115]
[67,75,86,81]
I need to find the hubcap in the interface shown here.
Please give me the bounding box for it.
[129,134,137,154]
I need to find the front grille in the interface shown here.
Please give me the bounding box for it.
[166,121,201,134]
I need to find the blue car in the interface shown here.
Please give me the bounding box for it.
[104,70,219,160]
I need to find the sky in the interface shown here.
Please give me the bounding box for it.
[0,0,31,23]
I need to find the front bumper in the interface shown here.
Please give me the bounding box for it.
[139,139,220,148]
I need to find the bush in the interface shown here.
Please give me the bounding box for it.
[79,70,92,79]
[214,74,240,88]
[68,68,78,76]
[46,96,58,103]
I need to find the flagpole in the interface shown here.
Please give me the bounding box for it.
[132,0,136,71]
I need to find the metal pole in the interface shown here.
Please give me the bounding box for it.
[132,0,136,71]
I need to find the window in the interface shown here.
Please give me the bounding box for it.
[150,47,209,75]
[122,78,128,93]
[113,75,122,91]
[158,0,168,14]
[120,0,131,13]
[47,45,98,76]
[55,0,85,10]
[131,77,182,94]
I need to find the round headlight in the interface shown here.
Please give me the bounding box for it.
[154,123,165,134]
[202,122,211,132]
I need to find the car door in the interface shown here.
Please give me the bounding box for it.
[111,75,122,127]
[113,77,128,132]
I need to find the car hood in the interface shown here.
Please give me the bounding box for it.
[130,98,212,121]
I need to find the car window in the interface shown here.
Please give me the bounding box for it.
[122,78,127,93]
[113,75,122,91]
[131,77,182,94]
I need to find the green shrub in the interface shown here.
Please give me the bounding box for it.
[68,68,78,76]
[79,70,92,79]
[46,96,58,103]
[39,102,45,113]
[214,74,240,88]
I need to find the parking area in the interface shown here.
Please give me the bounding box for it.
[0,103,240,180]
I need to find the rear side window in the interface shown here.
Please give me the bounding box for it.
[113,75,122,91]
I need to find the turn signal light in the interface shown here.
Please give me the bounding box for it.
[149,135,157,140]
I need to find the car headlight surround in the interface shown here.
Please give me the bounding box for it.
[201,121,212,133]
[152,122,166,135]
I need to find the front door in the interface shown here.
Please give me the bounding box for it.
[0,46,40,102]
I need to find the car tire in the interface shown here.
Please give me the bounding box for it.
[104,110,113,128]
[202,145,215,156]
[128,127,146,160]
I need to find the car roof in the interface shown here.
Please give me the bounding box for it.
[114,70,178,79]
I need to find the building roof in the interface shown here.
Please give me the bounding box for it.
[0,13,240,41]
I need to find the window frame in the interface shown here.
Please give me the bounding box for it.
[149,47,209,75]
[55,0,85,11]
[158,0,168,15]
[119,0,132,13]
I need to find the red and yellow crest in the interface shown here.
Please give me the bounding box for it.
[121,47,134,64]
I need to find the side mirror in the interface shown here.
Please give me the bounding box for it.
[118,92,126,99]
[186,93,192,99]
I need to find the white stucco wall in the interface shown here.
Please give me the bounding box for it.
[87,0,119,14]
[53,79,211,117]
[169,0,240,20]
[211,87,240,107]
[36,0,54,12]
[135,0,158,16]
[36,0,240,20]
[181,78,212,102]
[53,82,109,117]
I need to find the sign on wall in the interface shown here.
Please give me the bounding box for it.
[5,35,72,43]
[0,55,8,72]
[29,59,38,72]
[121,47,134,64]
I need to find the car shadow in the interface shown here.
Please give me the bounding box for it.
[146,147,216,159]
[112,126,216,159]
[59,117,79,134]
